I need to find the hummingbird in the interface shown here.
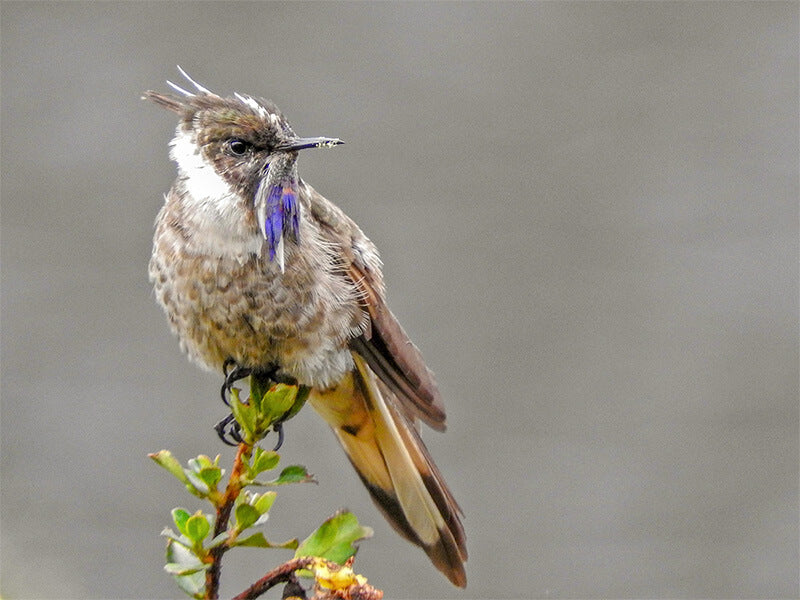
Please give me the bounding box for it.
[144,69,467,587]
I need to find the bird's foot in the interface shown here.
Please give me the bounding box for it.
[217,361,287,447]
[220,361,252,407]
[214,413,286,449]
[214,413,244,447]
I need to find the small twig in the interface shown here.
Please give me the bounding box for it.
[205,442,251,599]
[232,557,316,600]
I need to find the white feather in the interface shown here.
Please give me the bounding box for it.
[257,195,268,240]
[177,65,213,95]
[166,80,194,97]
[168,128,262,262]
[276,235,285,274]
[234,92,269,119]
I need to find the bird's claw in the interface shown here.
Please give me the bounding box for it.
[220,362,252,407]
[272,422,285,451]
[217,361,286,448]
[222,357,237,378]
[214,414,285,449]
[214,413,243,446]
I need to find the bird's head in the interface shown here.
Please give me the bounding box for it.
[145,68,342,271]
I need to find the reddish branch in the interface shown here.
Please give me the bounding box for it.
[232,557,383,600]
[232,557,316,600]
[205,443,251,599]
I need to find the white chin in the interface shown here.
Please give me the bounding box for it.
[169,128,262,260]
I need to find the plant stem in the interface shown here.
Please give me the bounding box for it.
[231,557,315,600]
[205,442,252,599]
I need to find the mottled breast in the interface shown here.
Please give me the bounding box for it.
[149,188,367,389]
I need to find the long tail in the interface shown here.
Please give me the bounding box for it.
[309,352,467,587]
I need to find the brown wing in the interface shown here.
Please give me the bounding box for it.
[300,181,446,430]
[347,259,447,431]
[303,184,465,585]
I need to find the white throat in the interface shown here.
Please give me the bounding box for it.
[169,128,263,261]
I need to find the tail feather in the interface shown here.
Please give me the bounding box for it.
[309,352,467,587]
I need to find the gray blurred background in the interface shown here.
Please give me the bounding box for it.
[1,2,797,598]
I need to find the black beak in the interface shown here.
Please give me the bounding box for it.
[274,137,344,152]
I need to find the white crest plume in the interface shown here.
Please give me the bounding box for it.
[234,92,270,119]
[166,66,217,97]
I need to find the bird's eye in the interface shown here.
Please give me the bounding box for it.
[226,139,251,156]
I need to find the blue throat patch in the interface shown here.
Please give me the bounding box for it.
[264,180,299,262]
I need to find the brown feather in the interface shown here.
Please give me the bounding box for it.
[309,354,467,587]
[143,91,186,114]
[301,182,447,430]
[347,263,447,430]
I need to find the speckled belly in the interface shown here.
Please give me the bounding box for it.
[150,246,365,389]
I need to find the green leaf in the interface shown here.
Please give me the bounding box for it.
[183,484,206,499]
[259,383,298,423]
[234,504,260,531]
[280,385,310,422]
[164,562,209,576]
[233,531,299,549]
[295,511,373,564]
[160,527,190,547]
[174,574,205,599]
[249,372,273,411]
[251,448,280,475]
[172,508,191,537]
[276,537,300,550]
[166,539,206,598]
[184,512,210,544]
[230,388,256,439]
[206,532,229,550]
[254,491,277,515]
[150,450,190,485]
[187,456,209,471]
[183,470,210,495]
[269,465,316,485]
[186,457,222,489]
[233,531,271,548]
[196,467,222,489]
